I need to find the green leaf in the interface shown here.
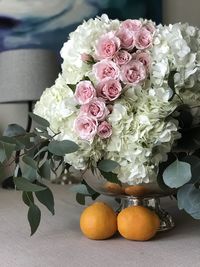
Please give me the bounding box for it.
[35,186,55,215]
[175,105,193,129]
[0,136,18,146]
[100,170,121,185]
[0,143,7,163]
[97,159,119,172]
[28,203,41,236]
[22,156,37,169]
[14,177,46,192]
[82,179,98,195]
[33,146,48,159]
[39,161,51,180]
[76,193,85,205]
[163,159,192,188]
[22,167,37,182]
[182,155,200,183]
[29,113,50,128]
[22,192,34,206]
[48,140,79,156]
[177,184,200,219]
[3,124,26,137]
[168,71,176,89]
[70,184,91,195]
[3,142,16,159]
[0,163,6,180]
[176,125,200,151]
[67,84,76,91]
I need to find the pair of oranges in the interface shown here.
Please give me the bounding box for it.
[80,202,160,241]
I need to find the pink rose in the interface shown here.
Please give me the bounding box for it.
[116,28,136,50]
[95,32,120,60]
[134,51,151,71]
[120,60,146,85]
[81,53,93,63]
[121,19,142,32]
[144,22,156,34]
[75,81,96,105]
[74,115,97,141]
[97,78,122,101]
[135,28,153,49]
[97,121,112,139]
[113,50,132,65]
[80,97,109,121]
[93,59,120,81]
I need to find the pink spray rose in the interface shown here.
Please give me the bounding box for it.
[93,59,120,81]
[97,78,122,101]
[80,97,109,121]
[95,32,120,60]
[97,121,112,139]
[74,115,97,141]
[75,81,96,105]
[81,53,94,63]
[134,51,151,71]
[113,50,132,65]
[144,22,156,34]
[120,60,146,85]
[135,28,153,49]
[116,28,136,50]
[121,19,142,32]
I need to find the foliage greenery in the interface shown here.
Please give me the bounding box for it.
[2,102,200,234]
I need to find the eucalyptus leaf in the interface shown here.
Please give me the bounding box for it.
[22,192,34,206]
[0,136,17,146]
[29,113,50,128]
[67,84,76,91]
[35,185,55,215]
[0,143,6,163]
[22,156,37,169]
[177,184,200,219]
[28,203,41,236]
[182,155,200,183]
[167,70,176,101]
[98,159,119,172]
[175,104,193,129]
[82,179,98,195]
[3,142,16,160]
[39,161,51,180]
[163,159,192,188]
[3,124,26,137]
[48,140,79,156]
[22,167,37,182]
[76,193,85,205]
[70,184,91,196]
[0,163,6,180]
[100,170,121,185]
[14,177,46,192]
[33,146,48,159]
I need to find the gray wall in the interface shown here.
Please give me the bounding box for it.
[163,0,200,27]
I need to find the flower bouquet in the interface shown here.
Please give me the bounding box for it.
[2,14,200,235]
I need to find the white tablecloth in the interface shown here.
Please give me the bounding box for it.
[0,185,200,267]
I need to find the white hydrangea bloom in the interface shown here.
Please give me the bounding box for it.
[60,14,120,84]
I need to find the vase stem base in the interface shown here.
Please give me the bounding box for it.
[119,196,175,232]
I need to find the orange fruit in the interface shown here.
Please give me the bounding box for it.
[104,182,123,194]
[124,185,148,197]
[80,202,117,240]
[117,206,160,241]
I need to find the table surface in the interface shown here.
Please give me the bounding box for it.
[0,184,200,267]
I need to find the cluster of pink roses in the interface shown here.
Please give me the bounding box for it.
[74,81,112,141]
[74,19,155,141]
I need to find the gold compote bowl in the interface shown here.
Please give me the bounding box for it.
[83,168,176,232]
